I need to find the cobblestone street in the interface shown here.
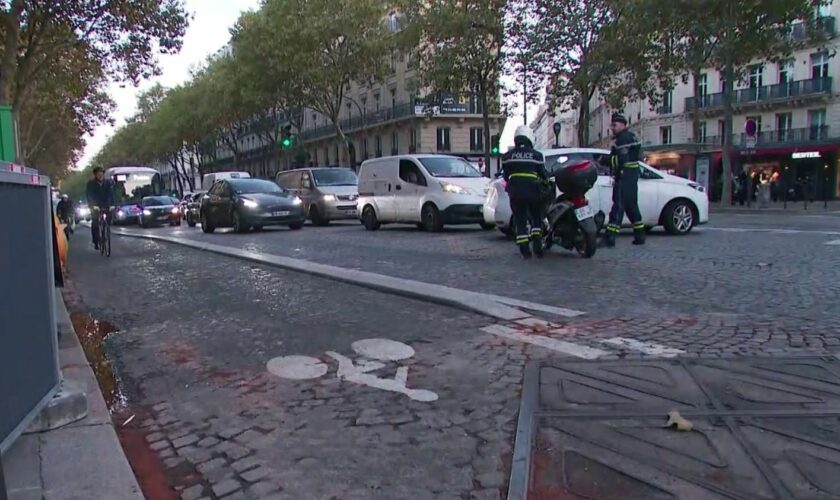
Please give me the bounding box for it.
[64,210,840,499]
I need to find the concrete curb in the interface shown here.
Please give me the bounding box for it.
[112,229,585,321]
[4,290,144,500]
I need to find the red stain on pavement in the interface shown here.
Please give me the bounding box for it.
[114,407,178,500]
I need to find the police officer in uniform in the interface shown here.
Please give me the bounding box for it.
[503,126,549,259]
[604,113,645,247]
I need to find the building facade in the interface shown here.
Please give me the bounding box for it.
[208,25,506,177]
[534,3,840,201]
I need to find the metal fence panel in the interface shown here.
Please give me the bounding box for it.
[0,170,60,453]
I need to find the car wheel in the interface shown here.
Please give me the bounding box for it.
[422,203,443,232]
[480,222,495,231]
[310,206,329,226]
[362,205,380,231]
[288,221,304,230]
[200,212,215,233]
[662,199,696,235]
[187,217,196,228]
[232,210,249,233]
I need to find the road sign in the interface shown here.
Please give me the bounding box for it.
[745,136,757,150]
[745,119,757,137]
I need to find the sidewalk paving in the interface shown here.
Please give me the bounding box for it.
[2,289,142,500]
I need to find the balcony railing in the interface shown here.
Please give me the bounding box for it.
[657,104,672,115]
[700,126,830,148]
[685,77,832,111]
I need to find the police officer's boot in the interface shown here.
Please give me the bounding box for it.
[519,243,532,259]
[632,227,646,245]
[603,226,617,248]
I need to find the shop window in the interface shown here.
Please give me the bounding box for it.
[660,126,672,145]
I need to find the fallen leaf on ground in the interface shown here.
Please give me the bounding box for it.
[666,410,693,431]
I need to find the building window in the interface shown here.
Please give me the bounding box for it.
[390,88,396,110]
[436,127,451,152]
[719,72,726,92]
[469,127,484,151]
[776,113,792,141]
[718,119,726,144]
[778,59,794,84]
[697,74,708,96]
[391,130,399,155]
[660,90,673,114]
[375,135,382,157]
[660,126,672,145]
[809,108,827,139]
[811,52,829,79]
[748,64,764,88]
[362,137,369,159]
[374,94,381,113]
[312,113,318,127]
[746,116,762,137]
[335,144,339,165]
[698,121,707,143]
[409,128,418,153]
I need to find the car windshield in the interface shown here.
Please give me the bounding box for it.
[230,179,283,194]
[143,196,174,206]
[418,157,482,178]
[312,168,358,186]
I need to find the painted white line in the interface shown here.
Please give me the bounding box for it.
[266,355,329,380]
[600,337,685,358]
[705,226,840,236]
[351,338,415,361]
[481,325,608,360]
[826,239,840,246]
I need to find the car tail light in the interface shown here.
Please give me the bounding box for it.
[565,160,591,173]
[570,196,587,208]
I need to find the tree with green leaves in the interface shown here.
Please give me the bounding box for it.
[402,0,505,173]
[241,0,399,165]
[507,0,627,146]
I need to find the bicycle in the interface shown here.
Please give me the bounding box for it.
[94,207,111,257]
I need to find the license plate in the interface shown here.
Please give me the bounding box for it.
[272,211,290,217]
[574,205,593,220]
[338,205,355,211]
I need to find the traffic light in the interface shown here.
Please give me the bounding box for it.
[280,125,293,149]
[490,134,500,156]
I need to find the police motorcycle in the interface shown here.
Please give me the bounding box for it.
[541,158,602,258]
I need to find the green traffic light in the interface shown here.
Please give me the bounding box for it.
[282,138,292,148]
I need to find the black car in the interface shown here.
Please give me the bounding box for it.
[139,196,182,228]
[200,178,306,233]
[185,191,206,227]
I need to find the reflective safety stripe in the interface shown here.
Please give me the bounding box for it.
[606,225,620,233]
[509,172,540,180]
[633,223,645,229]
[515,236,530,244]
[610,156,617,168]
[624,162,640,168]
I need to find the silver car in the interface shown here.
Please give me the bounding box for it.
[275,167,359,225]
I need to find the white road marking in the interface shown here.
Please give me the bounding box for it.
[481,324,608,360]
[600,337,685,358]
[266,355,329,380]
[826,239,840,246]
[704,226,840,236]
[326,351,438,402]
[351,338,415,361]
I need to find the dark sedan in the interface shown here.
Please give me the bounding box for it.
[200,178,305,233]
[139,196,181,228]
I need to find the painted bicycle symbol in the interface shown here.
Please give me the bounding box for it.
[266,338,438,402]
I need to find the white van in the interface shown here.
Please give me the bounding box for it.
[201,171,251,192]
[357,154,493,232]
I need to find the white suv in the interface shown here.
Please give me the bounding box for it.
[483,148,709,236]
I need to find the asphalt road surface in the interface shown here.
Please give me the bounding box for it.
[65,209,840,499]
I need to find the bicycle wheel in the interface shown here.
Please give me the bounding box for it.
[99,219,105,256]
[104,220,111,257]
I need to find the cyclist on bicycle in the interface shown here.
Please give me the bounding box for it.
[85,166,113,250]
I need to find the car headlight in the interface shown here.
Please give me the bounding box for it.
[322,194,336,202]
[293,197,303,205]
[142,209,151,216]
[688,182,705,192]
[242,199,259,209]
[117,210,125,218]
[171,207,180,214]
[441,182,466,194]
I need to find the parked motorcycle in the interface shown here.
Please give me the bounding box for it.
[542,159,601,258]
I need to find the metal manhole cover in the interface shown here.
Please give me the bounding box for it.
[509,357,840,500]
